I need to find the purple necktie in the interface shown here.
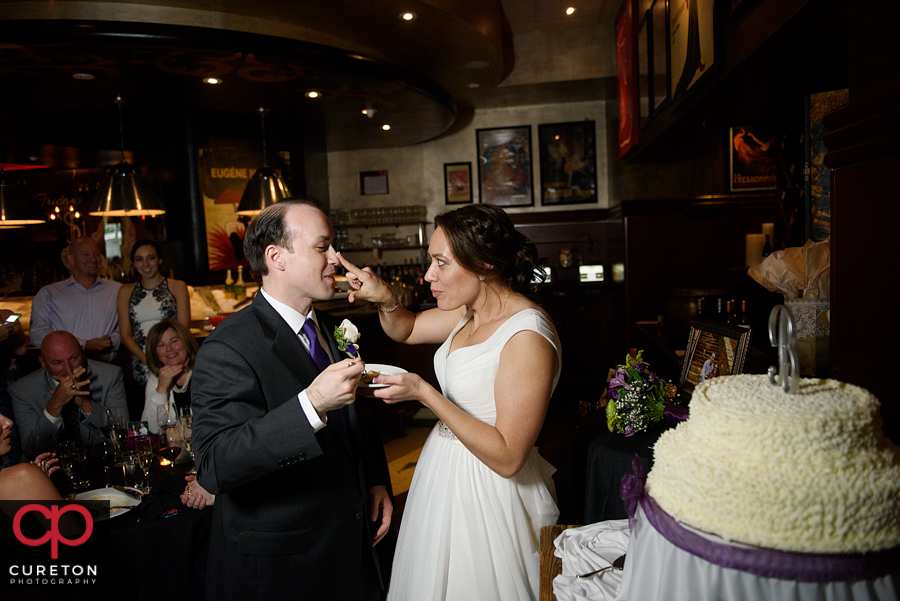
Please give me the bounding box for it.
[301,318,349,431]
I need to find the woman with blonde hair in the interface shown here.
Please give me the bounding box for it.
[140,318,198,433]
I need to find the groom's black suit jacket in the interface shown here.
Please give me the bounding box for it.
[192,293,390,600]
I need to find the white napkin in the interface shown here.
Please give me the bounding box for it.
[552,520,630,601]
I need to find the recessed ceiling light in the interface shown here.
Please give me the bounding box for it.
[72,73,94,80]
[566,7,576,15]
[203,77,222,85]
[400,12,416,21]
[306,91,320,98]
[382,124,391,131]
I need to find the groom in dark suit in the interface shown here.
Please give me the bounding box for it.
[192,199,393,600]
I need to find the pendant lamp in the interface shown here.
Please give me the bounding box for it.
[236,107,290,216]
[0,120,45,225]
[90,97,165,217]
[0,178,44,225]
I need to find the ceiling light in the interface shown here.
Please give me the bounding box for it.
[90,97,165,217]
[203,77,222,85]
[236,107,291,217]
[382,124,391,131]
[72,73,94,80]
[306,91,320,98]
[401,12,416,21]
[566,7,576,15]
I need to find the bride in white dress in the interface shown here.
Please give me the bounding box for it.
[339,204,561,601]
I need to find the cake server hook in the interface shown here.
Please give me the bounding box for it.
[767,305,800,394]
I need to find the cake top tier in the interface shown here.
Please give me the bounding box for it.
[695,374,879,416]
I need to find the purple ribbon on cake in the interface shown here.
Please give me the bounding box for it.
[619,453,900,582]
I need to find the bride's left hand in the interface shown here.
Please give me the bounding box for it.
[369,372,429,404]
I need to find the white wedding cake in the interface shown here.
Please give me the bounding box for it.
[646,374,900,553]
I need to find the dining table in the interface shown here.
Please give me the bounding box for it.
[52,441,212,601]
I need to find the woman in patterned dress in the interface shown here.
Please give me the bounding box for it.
[116,240,190,418]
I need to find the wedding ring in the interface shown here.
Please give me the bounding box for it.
[70,384,77,390]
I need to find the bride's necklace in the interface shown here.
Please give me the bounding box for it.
[466,292,512,339]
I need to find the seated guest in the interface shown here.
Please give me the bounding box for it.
[0,411,62,501]
[140,319,199,434]
[29,237,122,363]
[9,331,128,460]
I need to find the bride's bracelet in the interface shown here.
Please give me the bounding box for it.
[378,299,400,313]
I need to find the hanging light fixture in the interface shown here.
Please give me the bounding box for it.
[0,178,45,225]
[0,125,44,226]
[236,107,290,217]
[90,97,165,217]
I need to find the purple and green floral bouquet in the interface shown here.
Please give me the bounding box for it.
[605,350,672,436]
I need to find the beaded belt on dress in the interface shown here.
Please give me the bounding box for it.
[437,421,458,441]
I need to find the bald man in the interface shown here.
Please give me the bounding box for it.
[9,331,127,460]
[30,237,122,362]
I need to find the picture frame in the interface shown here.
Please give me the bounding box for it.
[729,126,777,192]
[360,170,389,195]
[678,318,752,397]
[476,126,534,207]
[443,162,473,204]
[126,420,150,437]
[538,121,598,206]
[651,0,669,112]
[638,11,651,122]
[668,0,715,103]
[616,0,640,157]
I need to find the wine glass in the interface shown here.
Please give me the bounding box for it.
[135,436,154,493]
[180,407,196,475]
[156,403,177,436]
[57,440,89,491]
[121,454,144,491]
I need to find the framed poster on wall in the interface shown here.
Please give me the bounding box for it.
[669,0,715,102]
[538,121,597,206]
[444,162,473,204]
[616,0,639,157]
[729,126,777,192]
[476,126,533,207]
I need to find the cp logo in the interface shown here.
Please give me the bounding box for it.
[13,504,93,559]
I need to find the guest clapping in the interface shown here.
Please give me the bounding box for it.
[140,319,198,434]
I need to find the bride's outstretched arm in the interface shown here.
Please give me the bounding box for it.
[371,330,557,478]
[337,252,462,345]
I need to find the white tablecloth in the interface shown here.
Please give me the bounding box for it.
[552,520,630,601]
[615,504,900,601]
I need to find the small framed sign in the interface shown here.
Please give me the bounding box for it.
[360,170,389,195]
[444,162,473,204]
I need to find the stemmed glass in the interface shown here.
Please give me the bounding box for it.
[57,439,89,492]
[157,403,178,436]
[134,436,153,493]
[180,407,196,475]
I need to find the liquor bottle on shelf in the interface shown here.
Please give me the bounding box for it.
[715,297,726,322]
[224,269,235,299]
[739,300,751,328]
[726,299,738,324]
[696,297,707,320]
[234,266,247,302]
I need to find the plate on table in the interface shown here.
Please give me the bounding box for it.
[75,487,142,520]
[360,364,408,388]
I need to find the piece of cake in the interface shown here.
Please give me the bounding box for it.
[646,374,900,553]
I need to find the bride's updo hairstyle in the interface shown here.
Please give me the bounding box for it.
[434,204,545,294]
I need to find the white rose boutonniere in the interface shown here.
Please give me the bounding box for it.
[333,319,361,358]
